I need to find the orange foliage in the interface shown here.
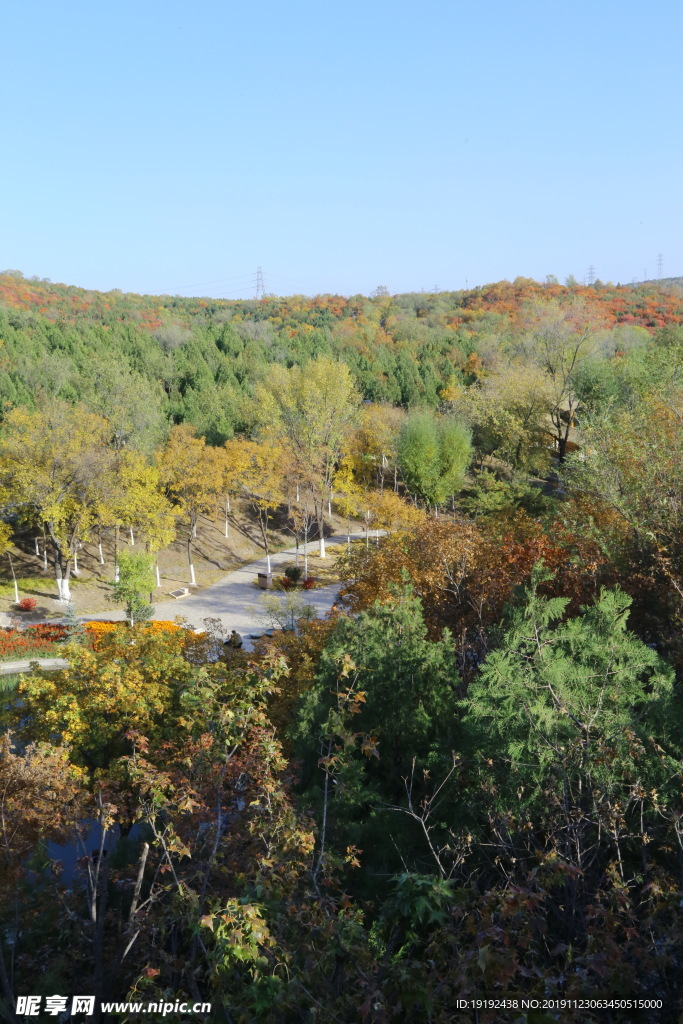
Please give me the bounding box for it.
[339,513,606,675]
[85,619,183,650]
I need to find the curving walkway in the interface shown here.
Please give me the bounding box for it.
[135,533,375,647]
[0,534,378,673]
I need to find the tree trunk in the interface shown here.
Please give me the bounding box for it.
[7,554,18,605]
[34,536,40,556]
[48,529,72,601]
[303,521,309,579]
[156,564,161,588]
[98,525,105,565]
[55,557,72,602]
[318,504,326,558]
[224,495,230,538]
[129,527,135,545]
[257,509,271,572]
[188,522,197,585]
[42,526,48,571]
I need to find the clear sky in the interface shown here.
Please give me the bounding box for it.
[2,0,681,298]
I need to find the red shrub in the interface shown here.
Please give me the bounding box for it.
[17,597,37,611]
[302,577,316,590]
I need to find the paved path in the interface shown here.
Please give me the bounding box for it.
[78,533,377,650]
[0,657,69,676]
[0,533,378,673]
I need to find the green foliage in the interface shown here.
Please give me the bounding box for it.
[110,550,156,625]
[397,411,472,506]
[464,564,677,810]
[462,471,554,521]
[62,602,89,644]
[296,584,458,775]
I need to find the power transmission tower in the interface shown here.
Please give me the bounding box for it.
[657,254,664,279]
[587,265,596,285]
[255,266,265,300]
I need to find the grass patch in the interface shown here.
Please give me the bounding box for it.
[0,673,22,694]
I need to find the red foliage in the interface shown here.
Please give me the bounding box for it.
[0,624,68,661]
[17,597,37,611]
[302,577,316,589]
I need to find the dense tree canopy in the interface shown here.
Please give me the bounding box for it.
[4,271,683,1020]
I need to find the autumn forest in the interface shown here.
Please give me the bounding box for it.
[2,268,683,1022]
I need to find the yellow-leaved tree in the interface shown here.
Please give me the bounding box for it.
[0,402,115,601]
[239,438,285,572]
[221,438,253,539]
[99,450,177,585]
[157,425,224,586]
[257,357,359,557]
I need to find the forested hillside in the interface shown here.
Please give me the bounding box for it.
[3,271,683,1021]
[2,269,682,444]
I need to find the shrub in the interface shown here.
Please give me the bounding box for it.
[302,576,316,590]
[17,597,37,611]
[278,576,294,590]
[284,566,303,583]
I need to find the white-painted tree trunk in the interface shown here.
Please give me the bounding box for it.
[34,537,40,556]
[130,527,135,545]
[190,563,196,586]
[295,538,300,567]
[319,534,326,558]
[266,553,272,572]
[304,541,309,580]
[56,576,71,602]
[115,562,120,582]
[99,540,105,564]
[225,496,230,537]
[43,548,48,571]
[13,580,19,604]
[73,552,79,575]
[328,490,333,515]
[156,564,161,588]
[296,483,300,503]
[193,521,197,539]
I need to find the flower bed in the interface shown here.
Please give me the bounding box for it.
[0,624,68,661]
[85,620,183,651]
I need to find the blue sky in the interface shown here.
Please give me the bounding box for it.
[2,0,681,298]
